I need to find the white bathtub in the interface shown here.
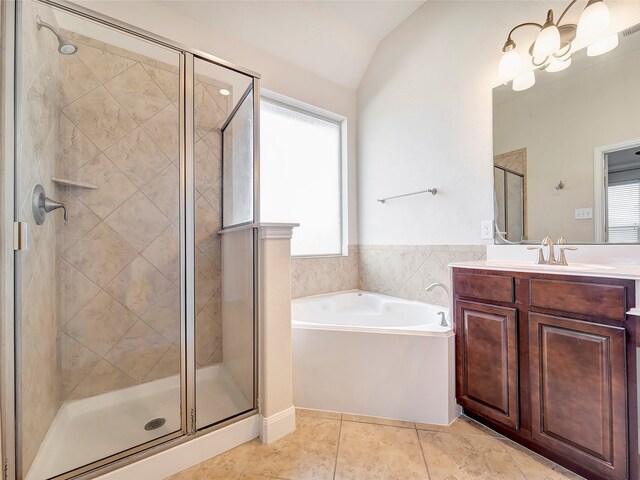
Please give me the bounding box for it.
[292,290,459,425]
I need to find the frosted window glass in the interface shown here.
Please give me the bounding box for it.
[261,99,343,256]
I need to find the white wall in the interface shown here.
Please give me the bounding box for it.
[357,0,640,246]
[74,0,359,244]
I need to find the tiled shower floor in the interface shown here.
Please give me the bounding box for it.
[27,364,251,480]
[169,409,585,480]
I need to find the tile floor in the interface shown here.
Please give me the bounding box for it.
[167,409,584,480]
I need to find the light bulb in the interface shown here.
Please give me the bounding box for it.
[498,48,524,83]
[512,71,535,91]
[219,88,231,96]
[587,33,618,56]
[533,14,561,58]
[577,0,610,41]
[545,57,572,73]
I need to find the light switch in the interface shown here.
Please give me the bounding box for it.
[574,208,593,220]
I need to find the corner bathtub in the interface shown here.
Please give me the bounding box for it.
[292,291,459,425]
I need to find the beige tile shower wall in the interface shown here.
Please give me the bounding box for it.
[56,32,229,401]
[358,245,487,307]
[291,246,359,298]
[17,1,61,472]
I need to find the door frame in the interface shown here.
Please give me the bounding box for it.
[593,137,640,242]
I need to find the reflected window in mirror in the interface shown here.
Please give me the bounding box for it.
[606,146,640,242]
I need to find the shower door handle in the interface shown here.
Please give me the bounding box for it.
[32,184,68,225]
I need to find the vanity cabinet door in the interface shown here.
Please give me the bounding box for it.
[455,301,519,429]
[529,313,628,480]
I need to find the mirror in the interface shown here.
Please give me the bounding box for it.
[492,23,640,244]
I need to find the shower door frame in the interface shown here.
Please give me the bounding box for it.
[0,1,262,479]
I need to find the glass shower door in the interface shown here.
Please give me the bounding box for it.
[14,2,183,478]
[193,58,256,429]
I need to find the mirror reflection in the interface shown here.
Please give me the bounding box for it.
[493,23,640,244]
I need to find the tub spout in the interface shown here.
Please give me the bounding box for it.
[437,311,448,327]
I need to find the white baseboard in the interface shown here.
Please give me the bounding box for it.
[260,406,296,444]
[97,415,260,480]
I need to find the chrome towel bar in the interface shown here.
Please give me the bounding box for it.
[377,188,437,204]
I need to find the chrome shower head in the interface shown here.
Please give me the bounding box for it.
[36,15,78,55]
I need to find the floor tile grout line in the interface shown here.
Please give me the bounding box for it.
[415,424,432,480]
[500,438,529,480]
[332,417,344,480]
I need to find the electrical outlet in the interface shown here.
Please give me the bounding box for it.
[574,208,593,220]
[481,220,494,239]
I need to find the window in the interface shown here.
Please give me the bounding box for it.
[260,96,345,256]
[607,180,640,242]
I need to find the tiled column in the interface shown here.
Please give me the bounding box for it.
[258,223,298,444]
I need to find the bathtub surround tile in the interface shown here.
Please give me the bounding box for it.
[62,86,137,151]
[63,291,138,357]
[105,63,171,123]
[291,246,359,298]
[358,245,486,307]
[341,413,415,429]
[335,421,429,480]
[105,191,170,253]
[418,430,526,480]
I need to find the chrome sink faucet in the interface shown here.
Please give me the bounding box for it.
[527,236,577,265]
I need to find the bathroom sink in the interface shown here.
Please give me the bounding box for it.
[487,261,616,273]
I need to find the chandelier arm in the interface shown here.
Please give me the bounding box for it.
[556,0,580,26]
[506,21,543,41]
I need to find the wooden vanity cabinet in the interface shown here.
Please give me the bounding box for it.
[452,268,637,480]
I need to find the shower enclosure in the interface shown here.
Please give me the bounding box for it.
[1,1,260,479]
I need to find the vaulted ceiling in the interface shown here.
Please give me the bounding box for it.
[159,1,426,89]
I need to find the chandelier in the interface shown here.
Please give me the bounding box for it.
[499,0,618,91]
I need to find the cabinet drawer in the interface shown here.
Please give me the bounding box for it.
[530,279,627,321]
[454,273,514,303]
